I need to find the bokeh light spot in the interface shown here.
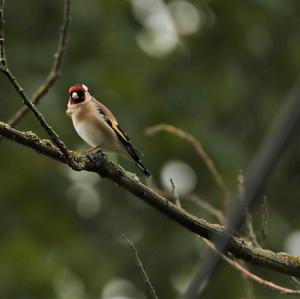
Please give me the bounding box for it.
[284,230,300,256]
[53,269,85,299]
[160,160,197,195]
[168,1,201,35]
[101,278,142,299]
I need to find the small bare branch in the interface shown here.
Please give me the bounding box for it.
[123,234,158,299]
[201,237,300,295]
[4,0,71,128]
[291,277,300,287]
[146,124,230,207]
[185,76,300,298]
[0,1,78,169]
[52,0,71,74]
[0,0,6,68]
[188,184,255,297]
[145,176,174,200]
[241,271,256,299]
[1,68,79,169]
[170,178,181,208]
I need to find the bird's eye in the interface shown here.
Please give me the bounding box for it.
[70,90,85,103]
[71,92,79,100]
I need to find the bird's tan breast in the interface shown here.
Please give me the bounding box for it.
[71,105,120,150]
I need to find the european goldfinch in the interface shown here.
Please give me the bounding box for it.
[66,84,151,176]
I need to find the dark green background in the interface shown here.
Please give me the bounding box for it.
[1,0,300,298]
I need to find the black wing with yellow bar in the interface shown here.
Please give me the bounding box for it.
[104,117,150,176]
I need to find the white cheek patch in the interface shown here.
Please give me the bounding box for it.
[72,92,79,100]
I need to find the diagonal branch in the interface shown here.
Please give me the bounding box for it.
[0,0,5,67]
[0,0,79,170]
[123,234,158,299]
[146,124,230,207]
[1,67,79,169]
[184,76,300,299]
[4,0,71,128]
[201,238,300,296]
[1,121,300,279]
[1,1,300,292]
[191,191,297,296]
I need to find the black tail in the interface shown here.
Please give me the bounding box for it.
[126,142,151,177]
[113,123,151,176]
[136,160,151,177]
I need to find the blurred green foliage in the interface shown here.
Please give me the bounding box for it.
[1,0,300,298]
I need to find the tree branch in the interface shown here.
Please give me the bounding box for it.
[0,0,79,169]
[201,238,300,296]
[170,178,181,208]
[184,76,300,298]
[4,0,71,128]
[0,0,5,67]
[123,234,158,299]
[1,121,300,279]
[1,2,300,295]
[146,124,230,207]
[1,67,77,166]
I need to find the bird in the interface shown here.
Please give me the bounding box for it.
[66,84,151,176]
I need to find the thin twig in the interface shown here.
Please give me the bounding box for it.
[201,237,300,295]
[145,176,177,200]
[4,0,71,128]
[146,124,230,208]
[0,0,5,68]
[291,277,300,288]
[123,234,158,299]
[0,0,79,170]
[52,0,71,73]
[170,178,181,208]
[241,264,256,299]
[1,68,79,169]
[187,188,255,298]
[188,191,256,297]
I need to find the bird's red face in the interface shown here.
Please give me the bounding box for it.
[68,84,88,105]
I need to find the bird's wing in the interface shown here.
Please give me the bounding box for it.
[92,99,150,176]
[104,115,142,158]
[92,99,117,122]
[92,99,141,155]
